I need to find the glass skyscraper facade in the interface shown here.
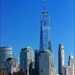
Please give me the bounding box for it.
[39,1,55,73]
[20,46,35,75]
[0,47,13,71]
[40,9,52,51]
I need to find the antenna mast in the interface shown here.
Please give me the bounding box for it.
[44,0,46,12]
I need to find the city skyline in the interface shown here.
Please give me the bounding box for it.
[1,0,74,72]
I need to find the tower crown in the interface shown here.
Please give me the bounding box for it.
[69,53,74,59]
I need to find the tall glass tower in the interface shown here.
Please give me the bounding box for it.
[40,0,52,51]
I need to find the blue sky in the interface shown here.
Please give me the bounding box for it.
[1,0,74,72]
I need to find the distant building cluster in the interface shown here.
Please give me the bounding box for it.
[0,0,74,75]
[0,47,20,74]
[58,44,75,75]
[0,45,75,75]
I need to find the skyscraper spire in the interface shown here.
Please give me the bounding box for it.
[40,0,52,51]
[44,0,46,12]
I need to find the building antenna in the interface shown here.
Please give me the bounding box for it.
[44,0,46,12]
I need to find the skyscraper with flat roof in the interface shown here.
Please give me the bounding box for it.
[39,50,55,75]
[39,0,52,51]
[20,46,35,75]
[0,47,13,71]
[39,50,51,75]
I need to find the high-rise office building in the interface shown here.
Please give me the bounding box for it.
[39,0,52,51]
[58,44,64,75]
[20,46,35,75]
[68,53,74,68]
[39,50,55,75]
[39,1,55,75]
[39,50,51,75]
[68,53,74,75]
[0,47,13,71]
